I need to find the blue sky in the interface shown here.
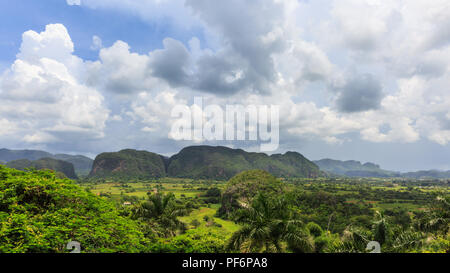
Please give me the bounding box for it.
[1,0,450,172]
[0,0,205,62]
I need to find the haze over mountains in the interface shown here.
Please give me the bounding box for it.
[313,159,399,178]
[1,147,450,180]
[0,148,93,176]
[6,158,78,179]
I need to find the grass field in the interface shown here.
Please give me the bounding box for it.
[83,179,227,200]
[179,206,240,237]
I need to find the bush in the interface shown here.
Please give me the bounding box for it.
[0,166,148,253]
[148,229,226,253]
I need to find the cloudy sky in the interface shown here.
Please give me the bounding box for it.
[1,0,450,171]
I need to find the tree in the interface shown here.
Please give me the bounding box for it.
[227,194,314,253]
[372,211,391,246]
[0,166,148,253]
[132,192,187,237]
[416,196,449,234]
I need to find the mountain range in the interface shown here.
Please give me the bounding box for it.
[166,146,321,180]
[313,159,399,178]
[1,147,450,180]
[89,146,321,180]
[6,158,78,179]
[0,148,93,176]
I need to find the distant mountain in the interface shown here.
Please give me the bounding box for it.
[6,158,78,179]
[0,148,93,176]
[89,149,166,179]
[0,148,52,161]
[52,154,93,176]
[402,170,450,179]
[167,146,322,180]
[314,159,399,178]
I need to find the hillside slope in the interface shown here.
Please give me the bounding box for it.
[168,146,321,180]
[0,148,93,175]
[6,158,78,179]
[53,154,93,176]
[0,148,52,162]
[89,149,166,179]
[313,159,399,178]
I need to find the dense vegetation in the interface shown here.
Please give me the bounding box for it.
[0,165,147,252]
[218,170,286,217]
[1,164,448,253]
[6,158,78,179]
[89,149,166,180]
[168,146,321,180]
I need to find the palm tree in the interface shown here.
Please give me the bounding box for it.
[227,194,314,253]
[132,192,187,237]
[417,196,449,234]
[331,211,426,253]
[372,211,391,246]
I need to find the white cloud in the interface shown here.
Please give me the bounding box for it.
[66,0,81,6]
[86,40,153,94]
[2,1,450,157]
[0,24,109,145]
[90,35,103,50]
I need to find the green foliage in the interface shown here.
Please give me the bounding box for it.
[149,229,227,253]
[416,196,449,234]
[190,219,201,228]
[218,170,286,217]
[0,165,147,253]
[228,193,314,253]
[131,192,188,237]
[168,146,322,180]
[1,161,448,253]
[89,149,166,180]
[306,222,323,237]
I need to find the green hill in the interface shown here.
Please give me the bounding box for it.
[218,170,286,217]
[89,149,166,180]
[167,146,321,180]
[313,159,399,178]
[6,158,78,179]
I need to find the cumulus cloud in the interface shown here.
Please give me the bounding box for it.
[334,74,384,113]
[3,0,450,157]
[86,41,152,94]
[0,24,109,146]
[149,38,191,87]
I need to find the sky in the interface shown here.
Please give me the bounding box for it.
[1,0,450,172]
